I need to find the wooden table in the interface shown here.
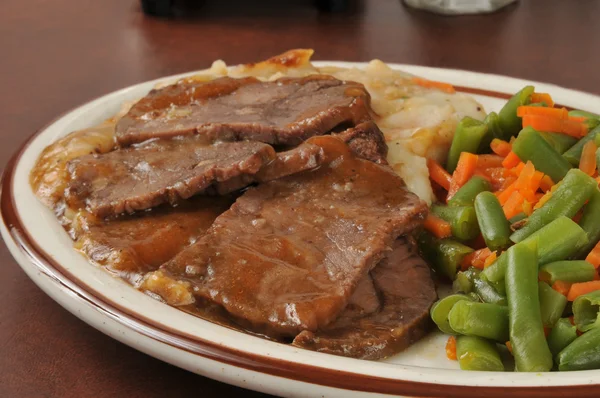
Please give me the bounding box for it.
[1,0,599,396]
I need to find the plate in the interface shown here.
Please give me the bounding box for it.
[2,62,600,398]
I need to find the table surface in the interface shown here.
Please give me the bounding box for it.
[2,0,600,396]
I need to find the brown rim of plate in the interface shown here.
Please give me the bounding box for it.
[0,87,594,398]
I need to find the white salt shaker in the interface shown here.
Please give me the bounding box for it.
[403,0,518,15]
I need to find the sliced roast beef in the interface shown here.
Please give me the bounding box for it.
[115,75,374,147]
[141,136,427,338]
[74,196,234,286]
[206,142,325,195]
[65,136,326,217]
[292,237,437,360]
[334,121,388,164]
[65,137,274,217]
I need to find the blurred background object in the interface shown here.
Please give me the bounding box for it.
[141,0,351,16]
[403,0,518,15]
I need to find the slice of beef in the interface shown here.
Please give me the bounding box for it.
[206,142,325,195]
[74,196,234,286]
[65,136,326,217]
[334,121,388,165]
[65,137,276,218]
[115,75,374,147]
[292,237,437,360]
[141,135,427,338]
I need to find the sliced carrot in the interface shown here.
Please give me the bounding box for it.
[502,151,521,169]
[529,93,555,107]
[497,180,518,206]
[510,162,526,177]
[579,140,598,176]
[503,191,525,219]
[534,190,553,210]
[412,77,455,94]
[596,176,600,186]
[448,152,479,199]
[446,336,457,360]
[490,139,512,157]
[567,281,600,301]
[483,251,498,268]
[522,115,588,138]
[569,115,588,123]
[539,175,555,192]
[423,214,452,239]
[517,106,567,118]
[477,154,505,169]
[552,280,573,297]
[471,248,493,270]
[585,241,600,269]
[505,341,513,355]
[460,251,477,271]
[482,167,510,191]
[522,200,533,216]
[514,161,537,201]
[427,158,452,191]
[500,175,517,191]
[531,171,544,190]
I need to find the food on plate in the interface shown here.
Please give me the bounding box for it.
[31,49,600,369]
[33,49,486,360]
[426,85,600,371]
[141,136,431,358]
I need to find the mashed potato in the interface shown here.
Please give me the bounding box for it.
[180,49,486,203]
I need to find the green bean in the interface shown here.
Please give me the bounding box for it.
[586,118,600,132]
[509,212,527,224]
[456,335,504,371]
[447,176,491,208]
[448,301,509,342]
[563,125,600,166]
[573,290,600,332]
[430,294,474,334]
[511,127,573,183]
[481,216,588,282]
[417,231,473,280]
[547,318,578,358]
[491,279,506,295]
[446,117,489,173]
[569,109,600,120]
[467,292,481,302]
[478,112,503,153]
[474,192,511,251]
[575,189,600,258]
[505,240,553,372]
[452,267,481,294]
[539,281,568,328]
[431,205,480,241]
[510,169,597,243]
[557,327,600,371]
[473,278,507,305]
[538,132,578,155]
[497,86,534,140]
[539,261,597,285]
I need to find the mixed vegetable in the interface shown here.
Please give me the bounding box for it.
[421,85,600,372]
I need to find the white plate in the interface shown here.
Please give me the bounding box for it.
[3,62,600,398]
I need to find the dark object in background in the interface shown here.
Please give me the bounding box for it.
[140,0,349,16]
